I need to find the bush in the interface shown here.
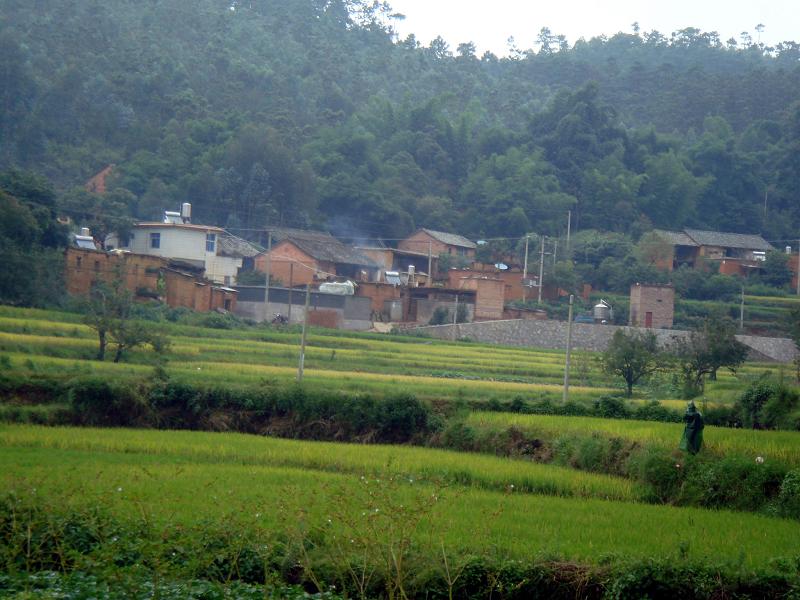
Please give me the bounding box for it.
[776,469,800,519]
[679,456,786,512]
[68,377,151,427]
[428,306,450,326]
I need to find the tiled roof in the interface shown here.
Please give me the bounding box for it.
[419,228,477,249]
[683,228,773,251]
[268,228,378,267]
[217,232,262,258]
[652,229,699,247]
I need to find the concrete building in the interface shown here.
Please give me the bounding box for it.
[105,204,261,286]
[233,285,373,330]
[629,283,674,329]
[398,228,477,260]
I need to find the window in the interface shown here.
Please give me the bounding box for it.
[94,261,100,272]
[206,233,216,253]
[76,257,82,270]
[150,232,160,248]
[224,275,231,286]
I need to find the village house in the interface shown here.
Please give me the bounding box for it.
[355,245,437,285]
[65,245,237,313]
[398,228,477,261]
[253,228,379,287]
[652,228,773,276]
[105,203,261,286]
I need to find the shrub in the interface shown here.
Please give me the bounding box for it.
[68,377,151,427]
[775,469,800,519]
[679,456,786,512]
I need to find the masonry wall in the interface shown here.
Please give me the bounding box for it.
[255,242,319,287]
[629,284,674,329]
[399,232,449,256]
[456,277,505,320]
[356,282,401,314]
[414,319,799,363]
[65,248,163,297]
[234,286,372,330]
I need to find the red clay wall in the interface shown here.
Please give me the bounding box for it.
[356,282,402,313]
[255,241,319,287]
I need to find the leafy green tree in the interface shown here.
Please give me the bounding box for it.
[673,316,749,396]
[601,329,661,396]
[761,251,792,288]
[82,264,168,362]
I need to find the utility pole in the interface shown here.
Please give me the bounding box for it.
[740,284,745,331]
[522,235,530,302]
[553,239,558,265]
[566,210,572,257]
[297,283,311,382]
[427,241,432,284]
[452,293,459,341]
[263,232,272,322]
[287,262,294,323]
[563,294,574,402]
[796,239,800,296]
[537,235,546,304]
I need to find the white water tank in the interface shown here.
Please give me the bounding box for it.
[181,202,192,223]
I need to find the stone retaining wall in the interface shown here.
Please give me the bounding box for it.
[415,319,798,363]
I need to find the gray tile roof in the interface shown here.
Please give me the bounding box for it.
[652,229,699,247]
[217,232,262,258]
[419,228,477,249]
[268,228,378,267]
[683,229,773,251]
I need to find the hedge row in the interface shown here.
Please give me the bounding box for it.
[1,496,797,600]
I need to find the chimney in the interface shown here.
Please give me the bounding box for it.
[80,227,91,237]
[181,202,192,223]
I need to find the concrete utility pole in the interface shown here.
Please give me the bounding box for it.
[297,283,311,382]
[522,235,530,302]
[566,210,572,256]
[263,232,272,322]
[427,241,432,283]
[537,236,546,304]
[740,285,745,331]
[452,293,459,341]
[287,262,294,323]
[563,294,574,402]
[797,240,800,297]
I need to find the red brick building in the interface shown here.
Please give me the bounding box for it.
[398,229,477,260]
[254,229,378,287]
[65,247,236,312]
[629,283,674,329]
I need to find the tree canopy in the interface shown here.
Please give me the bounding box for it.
[1,1,799,243]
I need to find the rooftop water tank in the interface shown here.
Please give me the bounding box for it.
[593,299,612,322]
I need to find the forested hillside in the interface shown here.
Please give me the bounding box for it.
[2,0,800,241]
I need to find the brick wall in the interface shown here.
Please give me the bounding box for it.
[356,281,402,313]
[255,241,319,287]
[65,248,163,298]
[66,248,236,313]
[456,277,505,320]
[629,283,674,329]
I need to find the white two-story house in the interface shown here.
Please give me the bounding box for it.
[106,204,260,286]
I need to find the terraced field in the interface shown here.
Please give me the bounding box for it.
[0,306,779,406]
[2,425,798,567]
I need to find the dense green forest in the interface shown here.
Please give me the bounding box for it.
[2,0,800,242]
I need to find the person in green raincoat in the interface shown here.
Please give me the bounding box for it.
[679,401,704,454]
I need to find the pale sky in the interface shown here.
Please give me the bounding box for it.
[386,0,797,56]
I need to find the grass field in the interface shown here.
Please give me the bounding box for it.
[0,306,784,407]
[2,424,799,568]
[467,412,800,465]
